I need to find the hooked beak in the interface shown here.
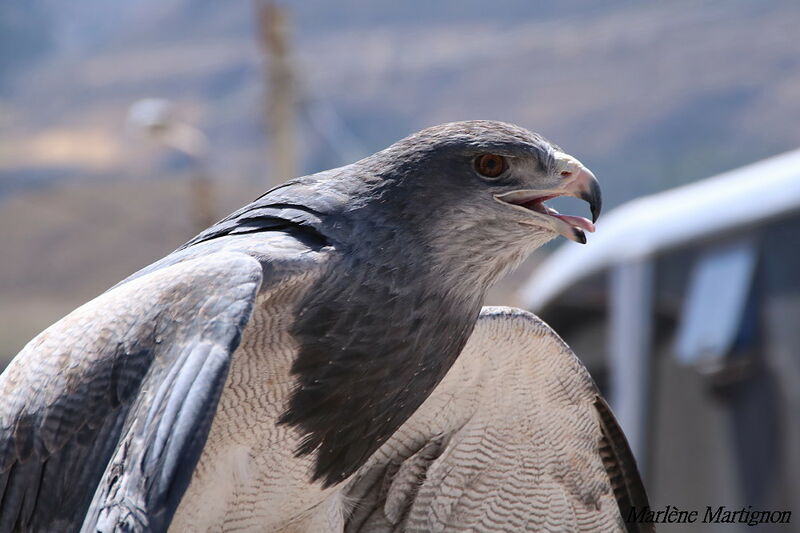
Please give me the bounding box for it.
[493,153,602,244]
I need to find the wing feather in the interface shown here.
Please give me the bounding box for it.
[594,396,653,533]
[343,306,651,533]
[0,251,264,532]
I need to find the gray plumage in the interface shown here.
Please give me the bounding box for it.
[0,121,647,532]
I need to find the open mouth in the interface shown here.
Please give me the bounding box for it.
[494,191,597,244]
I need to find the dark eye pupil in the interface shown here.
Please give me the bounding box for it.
[475,154,506,177]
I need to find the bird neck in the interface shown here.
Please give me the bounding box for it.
[280,241,485,487]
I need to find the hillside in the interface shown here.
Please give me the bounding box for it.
[3,1,799,202]
[1,0,800,357]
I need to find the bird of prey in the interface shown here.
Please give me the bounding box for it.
[0,121,649,532]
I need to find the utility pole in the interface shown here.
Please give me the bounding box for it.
[257,1,296,185]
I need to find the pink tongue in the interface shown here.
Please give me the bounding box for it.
[552,214,595,232]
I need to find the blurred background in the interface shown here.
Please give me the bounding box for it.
[1,0,799,529]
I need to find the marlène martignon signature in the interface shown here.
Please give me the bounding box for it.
[627,506,792,526]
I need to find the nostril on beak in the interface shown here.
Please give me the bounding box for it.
[560,171,572,178]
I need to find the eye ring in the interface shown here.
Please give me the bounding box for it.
[474,153,508,178]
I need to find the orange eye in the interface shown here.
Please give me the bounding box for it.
[474,153,508,178]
